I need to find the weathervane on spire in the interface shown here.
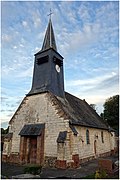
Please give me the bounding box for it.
[47,8,53,19]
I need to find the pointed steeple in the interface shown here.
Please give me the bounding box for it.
[41,18,57,51]
[28,14,64,98]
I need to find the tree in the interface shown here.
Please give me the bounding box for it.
[90,104,97,111]
[102,95,119,131]
[1,127,9,134]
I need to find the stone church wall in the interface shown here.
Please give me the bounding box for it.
[3,92,116,168]
[7,93,69,160]
[55,126,115,168]
[72,126,115,161]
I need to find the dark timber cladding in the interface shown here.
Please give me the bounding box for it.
[36,55,49,65]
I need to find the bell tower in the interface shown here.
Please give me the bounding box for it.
[28,17,65,98]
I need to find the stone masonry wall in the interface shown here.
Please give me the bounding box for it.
[72,126,115,160]
[5,92,116,167]
[8,93,69,157]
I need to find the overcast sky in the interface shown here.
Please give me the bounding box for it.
[1,1,119,128]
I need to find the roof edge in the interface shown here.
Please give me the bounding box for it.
[34,47,64,59]
[69,120,109,131]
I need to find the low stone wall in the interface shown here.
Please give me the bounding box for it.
[56,154,80,169]
[2,154,8,162]
[80,155,95,164]
[2,150,114,169]
[9,153,20,164]
[2,153,20,164]
[72,154,80,168]
[98,151,111,158]
[55,160,67,169]
[98,158,114,174]
[44,156,57,167]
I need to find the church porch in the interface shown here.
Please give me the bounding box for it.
[19,123,45,165]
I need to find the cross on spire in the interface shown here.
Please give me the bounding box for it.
[47,9,53,19]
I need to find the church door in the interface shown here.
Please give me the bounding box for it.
[19,123,45,165]
[30,137,37,164]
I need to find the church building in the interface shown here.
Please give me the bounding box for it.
[2,16,116,169]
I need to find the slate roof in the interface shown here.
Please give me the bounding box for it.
[19,123,45,136]
[57,131,67,143]
[48,92,108,130]
[4,133,13,140]
[69,124,78,135]
[41,18,57,52]
[65,92,108,129]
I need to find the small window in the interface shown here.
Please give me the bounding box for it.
[101,131,104,143]
[86,129,90,144]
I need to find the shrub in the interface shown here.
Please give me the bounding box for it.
[95,169,107,179]
[83,173,95,179]
[24,165,42,175]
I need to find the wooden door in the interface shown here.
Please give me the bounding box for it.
[36,131,45,165]
[30,137,37,164]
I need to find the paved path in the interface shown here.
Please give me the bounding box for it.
[1,154,118,179]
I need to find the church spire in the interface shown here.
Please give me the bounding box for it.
[28,12,64,98]
[41,16,57,51]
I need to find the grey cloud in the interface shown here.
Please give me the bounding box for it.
[1,110,6,112]
[1,109,13,112]
[1,97,9,101]
[100,74,119,89]
[86,74,119,93]
[8,113,14,117]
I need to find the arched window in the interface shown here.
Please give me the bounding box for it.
[86,129,90,144]
[101,131,104,143]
